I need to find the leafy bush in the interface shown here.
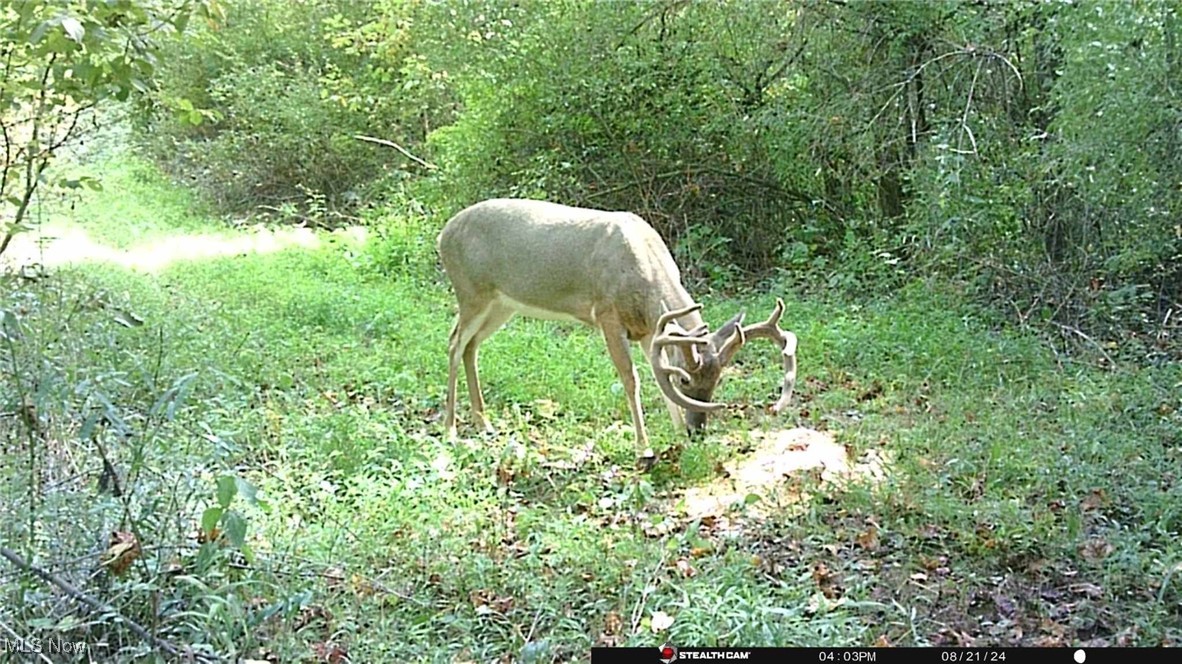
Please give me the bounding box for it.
[0,273,270,661]
[135,0,441,220]
[133,0,1182,349]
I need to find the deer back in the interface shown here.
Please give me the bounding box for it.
[437,198,691,337]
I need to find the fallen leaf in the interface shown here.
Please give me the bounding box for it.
[812,562,843,599]
[322,567,345,589]
[919,554,946,571]
[874,634,892,647]
[674,558,697,578]
[533,399,560,420]
[595,633,622,647]
[469,589,513,614]
[650,610,674,633]
[1080,488,1107,512]
[603,611,623,636]
[1039,618,1068,640]
[994,594,1016,618]
[1079,538,1114,562]
[295,606,332,633]
[1116,625,1139,647]
[311,641,349,663]
[350,574,376,597]
[805,591,847,614]
[855,524,879,551]
[496,463,515,485]
[102,531,141,576]
[1069,582,1104,598]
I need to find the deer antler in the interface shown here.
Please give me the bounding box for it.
[655,303,702,332]
[722,298,797,414]
[650,303,726,413]
[652,303,708,370]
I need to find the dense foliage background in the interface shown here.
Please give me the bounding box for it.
[137,0,1181,350]
[3,1,1181,661]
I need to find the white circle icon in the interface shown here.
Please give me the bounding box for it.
[1073,650,1086,663]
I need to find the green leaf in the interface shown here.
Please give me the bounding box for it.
[0,310,21,341]
[234,476,269,511]
[150,372,198,420]
[216,475,237,508]
[222,510,247,548]
[29,20,50,44]
[112,309,144,328]
[201,507,223,536]
[79,411,103,441]
[61,17,85,43]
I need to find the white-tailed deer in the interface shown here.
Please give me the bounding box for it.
[437,198,797,465]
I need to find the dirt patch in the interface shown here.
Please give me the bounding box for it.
[679,427,891,522]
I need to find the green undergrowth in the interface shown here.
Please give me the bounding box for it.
[2,162,1179,662]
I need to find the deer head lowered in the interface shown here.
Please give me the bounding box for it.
[437,198,797,466]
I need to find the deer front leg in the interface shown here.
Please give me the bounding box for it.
[601,318,655,469]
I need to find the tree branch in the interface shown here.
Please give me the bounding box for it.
[353,135,437,171]
[0,545,213,662]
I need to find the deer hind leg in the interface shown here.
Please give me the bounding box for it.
[445,298,496,440]
[601,317,651,463]
[463,303,514,434]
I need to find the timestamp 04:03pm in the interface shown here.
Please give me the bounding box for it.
[814,649,1016,663]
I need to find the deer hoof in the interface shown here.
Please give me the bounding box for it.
[635,453,658,472]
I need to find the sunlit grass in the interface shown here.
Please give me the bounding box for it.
[3,158,1180,661]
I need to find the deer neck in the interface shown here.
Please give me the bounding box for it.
[657,286,706,331]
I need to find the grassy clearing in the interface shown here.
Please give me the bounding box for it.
[2,160,1180,661]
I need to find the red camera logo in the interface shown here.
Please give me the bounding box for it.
[658,642,678,664]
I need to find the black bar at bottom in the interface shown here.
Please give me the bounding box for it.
[592,646,1133,663]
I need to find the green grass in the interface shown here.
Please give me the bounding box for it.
[59,155,214,247]
[2,159,1180,661]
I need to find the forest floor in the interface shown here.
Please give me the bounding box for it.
[2,157,1179,662]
